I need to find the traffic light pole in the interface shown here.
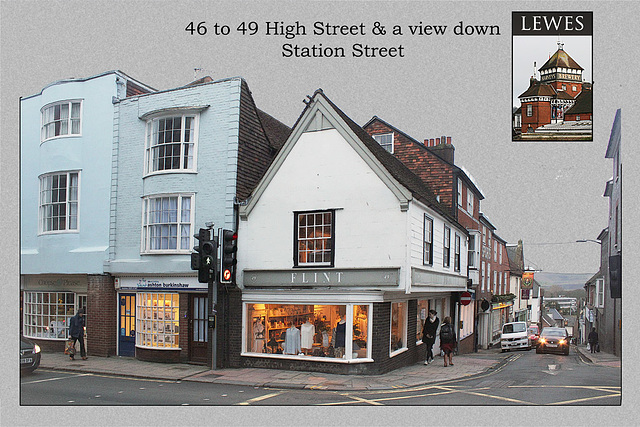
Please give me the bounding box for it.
[208,269,217,371]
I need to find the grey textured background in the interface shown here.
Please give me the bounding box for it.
[2,0,638,424]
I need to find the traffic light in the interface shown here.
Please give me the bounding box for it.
[192,228,217,283]
[220,229,238,284]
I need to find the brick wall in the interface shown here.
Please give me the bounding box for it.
[179,294,190,362]
[87,274,116,356]
[217,285,243,368]
[521,101,552,132]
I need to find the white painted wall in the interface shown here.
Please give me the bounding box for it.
[238,128,408,286]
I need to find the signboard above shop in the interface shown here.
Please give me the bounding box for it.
[115,276,206,291]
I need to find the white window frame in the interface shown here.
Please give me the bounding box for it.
[454,233,461,272]
[38,170,80,234]
[390,301,408,357]
[468,231,479,269]
[499,244,503,264]
[295,210,335,267]
[443,225,451,268]
[467,191,474,215]
[423,215,434,266]
[481,262,486,292]
[22,291,77,340]
[486,263,491,291]
[41,100,82,142]
[373,133,394,153]
[493,240,498,262]
[144,113,199,176]
[136,292,180,349]
[141,193,194,253]
[596,278,605,308]
[526,104,533,117]
[457,179,463,206]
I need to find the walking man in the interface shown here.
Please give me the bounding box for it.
[68,308,87,360]
[422,309,439,365]
[587,327,599,354]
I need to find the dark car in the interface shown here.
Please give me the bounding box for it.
[528,325,540,347]
[536,327,570,355]
[20,336,41,373]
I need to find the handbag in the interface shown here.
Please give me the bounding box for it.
[596,343,600,353]
[64,339,76,355]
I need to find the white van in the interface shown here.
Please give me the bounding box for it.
[500,321,531,352]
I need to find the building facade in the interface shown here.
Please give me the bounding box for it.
[103,76,289,365]
[20,71,154,352]
[236,90,469,374]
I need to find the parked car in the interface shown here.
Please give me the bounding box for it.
[500,321,531,352]
[528,325,540,347]
[20,336,41,374]
[536,327,570,355]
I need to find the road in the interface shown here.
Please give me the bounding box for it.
[20,347,620,406]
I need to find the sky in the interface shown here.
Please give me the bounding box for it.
[3,1,638,424]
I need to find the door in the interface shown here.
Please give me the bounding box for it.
[118,293,136,357]
[189,294,208,363]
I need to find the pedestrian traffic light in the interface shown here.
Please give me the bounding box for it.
[220,229,237,284]
[193,228,217,283]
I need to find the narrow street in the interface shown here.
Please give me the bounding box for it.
[21,347,620,406]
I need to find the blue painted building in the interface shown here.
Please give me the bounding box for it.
[20,71,154,352]
[104,76,290,364]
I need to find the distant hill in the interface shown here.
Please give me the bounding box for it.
[535,272,593,290]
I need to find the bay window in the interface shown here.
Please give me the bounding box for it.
[41,100,81,141]
[142,194,193,252]
[23,291,76,339]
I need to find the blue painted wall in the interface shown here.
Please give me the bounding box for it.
[105,78,242,275]
[21,73,128,274]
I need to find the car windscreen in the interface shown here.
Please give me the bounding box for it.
[541,329,565,337]
[503,323,526,333]
[528,327,538,334]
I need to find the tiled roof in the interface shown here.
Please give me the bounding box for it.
[519,81,557,98]
[257,109,292,151]
[565,88,593,115]
[539,48,583,71]
[556,90,575,100]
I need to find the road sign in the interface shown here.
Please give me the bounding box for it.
[460,291,472,306]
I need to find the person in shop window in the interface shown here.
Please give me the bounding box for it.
[68,308,87,360]
[422,309,439,365]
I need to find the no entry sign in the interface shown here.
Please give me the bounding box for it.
[460,291,472,306]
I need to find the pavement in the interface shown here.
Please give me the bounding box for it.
[37,350,507,391]
[574,343,621,368]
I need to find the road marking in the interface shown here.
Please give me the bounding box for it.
[347,395,385,405]
[436,385,535,405]
[21,373,91,385]
[549,392,621,405]
[237,391,282,405]
[320,387,470,405]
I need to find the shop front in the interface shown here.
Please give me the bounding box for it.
[114,276,208,364]
[20,275,88,352]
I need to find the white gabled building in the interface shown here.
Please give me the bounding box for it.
[236,90,468,374]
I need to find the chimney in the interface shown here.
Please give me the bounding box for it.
[428,135,455,164]
[516,239,524,271]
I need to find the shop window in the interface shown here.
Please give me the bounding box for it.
[41,100,81,141]
[144,114,197,174]
[295,210,334,266]
[416,299,429,343]
[136,293,180,349]
[23,291,76,339]
[390,301,407,355]
[39,171,79,233]
[244,303,370,360]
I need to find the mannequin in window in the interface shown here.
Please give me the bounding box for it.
[253,317,265,353]
[333,317,346,358]
[283,321,301,355]
[300,317,315,355]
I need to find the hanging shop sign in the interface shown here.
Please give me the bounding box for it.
[115,276,206,291]
[522,271,534,290]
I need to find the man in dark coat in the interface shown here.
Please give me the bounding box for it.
[422,309,439,365]
[587,327,599,353]
[68,308,86,360]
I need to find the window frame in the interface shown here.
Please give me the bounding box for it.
[467,191,474,215]
[141,193,194,254]
[468,231,479,269]
[443,225,451,268]
[144,113,199,176]
[38,170,80,234]
[423,215,434,266]
[454,233,461,272]
[596,278,605,308]
[293,209,335,268]
[390,301,408,357]
[526,104,533,117]
[135,292,180,349]
[373,132,394,153]
[41,100,82,142]
[22,291,77,340]
[457,179,463,206]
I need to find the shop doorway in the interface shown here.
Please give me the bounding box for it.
[118,293,136,357]
[189,294,208,364]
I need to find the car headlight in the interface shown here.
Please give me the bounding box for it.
[34,344,41,353]
[558,339,566,345]
[539,338,546,344]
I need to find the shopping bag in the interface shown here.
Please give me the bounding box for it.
[596,343,600,353]
[64,339,76,355]
[586,343,591,351]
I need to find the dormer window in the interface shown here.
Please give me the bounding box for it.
[373,133,393,153]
